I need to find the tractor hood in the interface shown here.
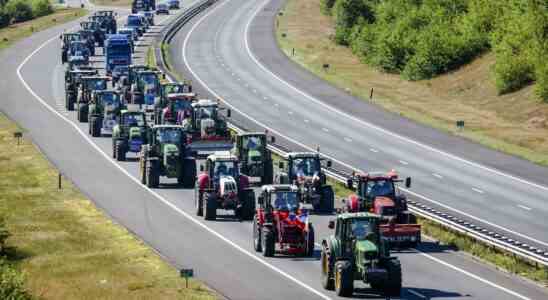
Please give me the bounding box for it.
[356,239,378,255]
[162,143,180,156]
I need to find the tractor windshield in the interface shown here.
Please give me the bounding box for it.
[156,128,182,144]
[292,157,320,177]
[349,218,372,241]
[272,192,299,211]
[242,136,263,150]
[366,179,394,199]
[197,106,216,119]
[172,99,192,112]
[166,84,191,94]
[86,80,107,91]
[122,113,145,127]
[100,93,120,107]
[214,161,237,178]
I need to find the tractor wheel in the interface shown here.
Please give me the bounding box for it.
[204,193,217,221]
[65,91,75,111]
[115,140,126,161]
[305,224,315,257]
[321,244,334,290]
[240,189,256,221]
[320,185,335,214]
[261,227,275,257]
[253,216,262,252]
[262,159,274,185]
[383,259,402,297]
[112,140,116,159]
[195,190,203,216]
[180,158,196,188]
[146,159,160,188]
[90,117,102,137]
[335,261,354,297]
[78,104,88,123]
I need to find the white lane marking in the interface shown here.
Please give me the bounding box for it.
[517,205,531,211]
[19,16,331,300]
[408,289,427,299]
[472,188,485,194]
[242,0,548,248]
[344,137,352,142]
[432,173,443,179]
[243,0,548,197]
[399,160,409,165]
[322,127,329,132]
[419,252,531,300]
[369,148,378,153]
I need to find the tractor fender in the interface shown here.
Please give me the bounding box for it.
[197,174,209,191]
[347,194,361,212]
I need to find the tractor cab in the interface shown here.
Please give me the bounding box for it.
[159,82,193,103]
[89,90,123,136]
[202,151,241,188]
[81,21,105,47]
[60,33,82,63]
[112,106,148,160]
[77,29,96,55]
[185,99,229,140]
[64,69,98,111]
[90,11,117,34]
[133,70,162,105]
[233,132,273,184]
[160,93,196,125]
[76,76,110,122]
[67,41,90,66]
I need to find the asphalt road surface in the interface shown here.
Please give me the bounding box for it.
[1,0,547,299]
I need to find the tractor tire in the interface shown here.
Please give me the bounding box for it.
[77,104,88,123]
[305,224,315,257]
[383,259,402,297]
[262,159,274,185]
[146,159,160,188]
[204,192,217,221]
[253,216,262,252]
[90,116,102,137]
[179,158,196,188]
[335,261,354,297]
[65,91,75,111]
[261,227,275,257]
[140,159,147,184]
[115,140,126,161]
[321,244,334,290]
[240,189,256,221]
[112,140,116,159]
[320,185,335,214]
[196,190,203,216]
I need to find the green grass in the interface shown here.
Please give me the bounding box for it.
[0,8,87,51]
[0,112,216,299]
[89,0,131,6]
[161,42,184,82]
[146,46,157,69]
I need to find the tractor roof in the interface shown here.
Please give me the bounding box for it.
[287,152,320,159]
[193,99,218,107]
[81,76,111,80]
[207,151,237,162]
[152,125,185,130]
[355,170,398,181]
[337,212,381,220]
[167,93,196,99]
[261,184,298,193]
[238,132,265,137]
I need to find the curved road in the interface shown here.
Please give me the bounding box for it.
[0,0,547,299]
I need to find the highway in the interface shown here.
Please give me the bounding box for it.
[0,0,547,299]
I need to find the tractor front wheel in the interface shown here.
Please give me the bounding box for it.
[262,159,273,185]
[253,217,262,252]
[77,104,88,123]
[146,159,160,188]
[90,116,102,137]
[320,185,335,214]
[321,244,334,290]
[305,224,315,257]
[180,158,196,188]
[115,140,126,161]
[240,189,255,221]
[335,261,354,297]
[262,227,275,257]
[196,190,203,216]
[204,193,217,221]
[383,259,402,297]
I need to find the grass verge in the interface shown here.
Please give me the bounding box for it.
[276,0,548,166]
[146,45,157,69]
[0,8,87,51]
[90,0,132,6]
[0,112,216,299]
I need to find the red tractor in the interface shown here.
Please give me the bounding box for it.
[253,185,315,257]
[195,151,255,221]
[345,171,420,247]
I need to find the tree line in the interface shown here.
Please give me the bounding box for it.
[0,0,54,28]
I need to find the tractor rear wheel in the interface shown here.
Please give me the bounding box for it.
[305,224,315,257]
[115,140,126,161]
[321,244,334,290]
[146,159,160,188]
[383,259,402,297]
[65,91,75,111]
[262,227,275,257]
[77,104,88,123]
[253,217,262,252]
[262,159,273,185]
[180,158,196,188]
[320,185,335,214]
[204,193,217,221]
[335,261,354,297]
[196,190,203,216]
[90,116,102,137]
[240,189,256,221]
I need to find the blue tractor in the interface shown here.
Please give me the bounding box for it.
[104,34,132,76]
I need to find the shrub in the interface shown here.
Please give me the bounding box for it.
[320,0,336,15]
[535,63,548,102]
[0,7,11,28]
[5,0,33,23]
[31,0,52,18]
[0,259,32,300]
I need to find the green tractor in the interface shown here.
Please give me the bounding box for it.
[60,32,81,64]
[155,81,193,124]
[233,132,274,185]
[131,70,162,105]
[88,90,123,137]
[64,69,97,111]
[76,76,110,123]
[321,213,402,297]
[112,106,148,161]
[139,125,196,188]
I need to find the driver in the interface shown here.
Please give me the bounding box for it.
[351,223,368,240]
[216,163,228,178]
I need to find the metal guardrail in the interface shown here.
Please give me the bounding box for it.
[153,0,548,268]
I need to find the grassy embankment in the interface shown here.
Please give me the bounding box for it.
[0,113,216,299]
[90,0,132,6]
[0,7,86,51]
[277,0,548,166]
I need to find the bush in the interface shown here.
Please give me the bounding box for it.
[5,0,33,23]
[0,7,11,28]
[320,0,336,15]
[31,0,52,18]
[535,63,548,102]
[0,259,32,300]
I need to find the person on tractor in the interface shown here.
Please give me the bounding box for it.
[367,179,394,198]
[273,191,299,211]
[156,128,181,144]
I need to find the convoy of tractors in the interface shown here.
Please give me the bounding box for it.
[57,3,420,296]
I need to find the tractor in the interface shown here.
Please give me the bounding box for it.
[159,81,193,106]
[158,93,196,125]
[253,185,314,257]
[233,132,274,185]
[112,106,148,161]
[91,11,117,34]
[131,70,162,105]
[76,76,110,123]
[118,64,149,98]
[275,152,334,213]
[77,29,96,56]
[64,69,97,111]
[344,171,420,248]
[88,90,123,137]
[195,151,255,221]
[66,40,90,66]
[139,125,196,188]
[60,33,81,64]
[80,21,105,47]
[321,212,402,297]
